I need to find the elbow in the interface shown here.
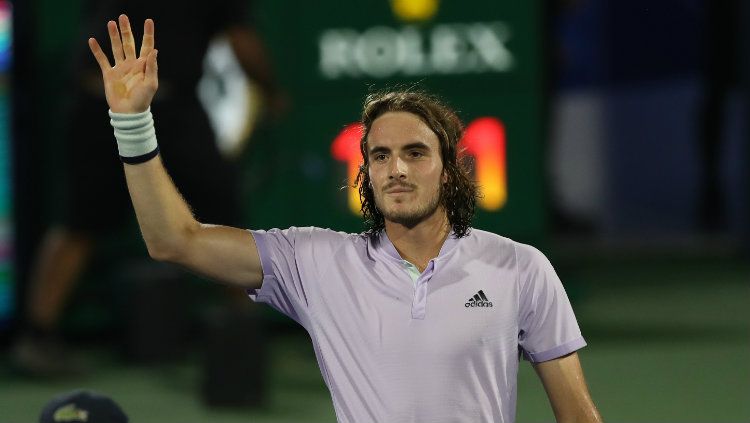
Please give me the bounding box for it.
[146,243,177,262]
[144,220,200,263]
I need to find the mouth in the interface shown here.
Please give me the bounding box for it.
[384,187,414,194]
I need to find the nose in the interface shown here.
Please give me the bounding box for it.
[388,156,407,179]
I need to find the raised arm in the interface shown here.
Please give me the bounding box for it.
[88,15,263,288]
[533,352,604,423]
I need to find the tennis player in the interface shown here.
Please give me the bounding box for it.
[88,15,603,423]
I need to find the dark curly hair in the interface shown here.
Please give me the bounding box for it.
[354,90,479,238]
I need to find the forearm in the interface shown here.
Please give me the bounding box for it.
[553,404,603,423]
[109,109,198,260]
[546,373,602,423]
[535,353,603,423]
[122,155,199,261]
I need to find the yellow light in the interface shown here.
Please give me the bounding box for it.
[390,0,439,22]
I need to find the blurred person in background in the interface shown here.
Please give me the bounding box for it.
[698,0,739,233]
[85,15,603,422]
[12,0,284,376]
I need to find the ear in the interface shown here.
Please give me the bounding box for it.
[442,168,449,184]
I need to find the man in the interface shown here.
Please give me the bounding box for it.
[88,15,603,423]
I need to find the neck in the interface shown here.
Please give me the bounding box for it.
[384,208,450,271]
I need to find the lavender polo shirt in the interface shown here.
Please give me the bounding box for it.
[248,227,586,423]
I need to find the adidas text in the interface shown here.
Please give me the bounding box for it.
[465,300,493,308]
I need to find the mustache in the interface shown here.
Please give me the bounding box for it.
[382,182,416,191]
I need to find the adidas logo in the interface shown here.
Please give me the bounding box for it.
[465,290,493,308]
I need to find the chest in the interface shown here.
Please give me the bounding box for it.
[309,255,520,358]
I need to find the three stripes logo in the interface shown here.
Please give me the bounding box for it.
[465,290,493,308]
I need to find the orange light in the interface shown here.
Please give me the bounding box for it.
[331,123,364,213]
[459,117,507,210]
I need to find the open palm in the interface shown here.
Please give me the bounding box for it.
[88,15,158,114]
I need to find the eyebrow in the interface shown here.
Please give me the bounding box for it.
[368,142,432,155]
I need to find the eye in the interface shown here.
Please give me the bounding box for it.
[373,154,387,162]
[408,150,424,158]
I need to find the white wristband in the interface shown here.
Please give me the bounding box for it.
[109,108,160,164]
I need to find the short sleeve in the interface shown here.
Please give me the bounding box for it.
[247,227,343,328]
[516,244,586,363]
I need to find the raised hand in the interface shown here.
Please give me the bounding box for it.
[88,15,158,114]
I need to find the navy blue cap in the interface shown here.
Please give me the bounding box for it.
[39,390,128,423]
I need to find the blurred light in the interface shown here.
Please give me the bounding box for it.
[0,0,11,327]
[0,1,10,72]
[390,0,439,22]
[331,123,364,213]
[460,117,507,210]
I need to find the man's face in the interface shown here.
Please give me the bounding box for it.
[367,111,446,227]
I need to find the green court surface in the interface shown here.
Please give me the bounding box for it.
[2,255,748,422]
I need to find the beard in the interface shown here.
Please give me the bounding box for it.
[376,185,442,228]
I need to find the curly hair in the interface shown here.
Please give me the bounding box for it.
[354,90,479,238]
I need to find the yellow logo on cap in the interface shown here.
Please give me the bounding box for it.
[390,0,439,22]
[53,404,89,422]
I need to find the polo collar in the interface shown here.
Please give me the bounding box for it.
[375,229,459,262]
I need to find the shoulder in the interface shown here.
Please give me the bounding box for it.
[509,242,559,290]
[295,226,363,242]
[513,241,549,267]
[460,228,517,253]
[255,226,364,249]
[460,229,551,269]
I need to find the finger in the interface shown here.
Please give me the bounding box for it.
[88,38,112,72]
[139,19,155,58]
[145,49,159,85]
[107,20,125,64]
[119,14,137,60]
